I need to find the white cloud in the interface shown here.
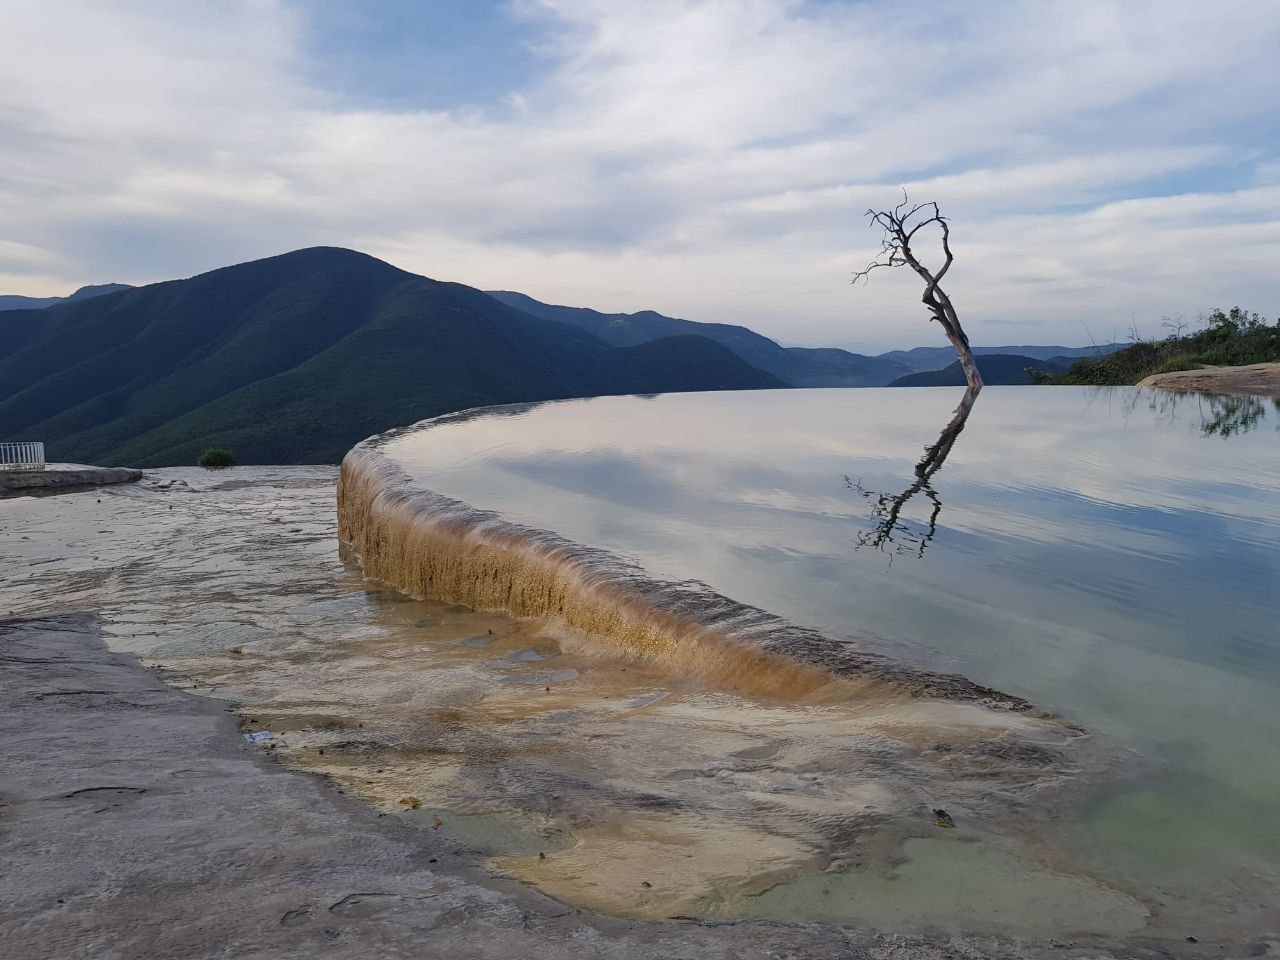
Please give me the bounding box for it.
[0,0,1277,350]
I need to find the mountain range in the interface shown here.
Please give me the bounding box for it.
[0,247,1119,466]
[0,248,780,465]
[0,283,133,312]
[888,354,1072,386]
[488,291,912,387]
[878,342,1124,373]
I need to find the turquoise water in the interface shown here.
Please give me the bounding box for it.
[379,386,1280,936]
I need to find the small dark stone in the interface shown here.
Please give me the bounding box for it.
[1186,936,1198,943]
[933,808,956,828]
[641,881,652,888]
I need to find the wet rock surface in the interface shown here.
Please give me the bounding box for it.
[0,613,1236,959]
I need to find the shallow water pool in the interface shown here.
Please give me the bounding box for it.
[374,385,1280,938]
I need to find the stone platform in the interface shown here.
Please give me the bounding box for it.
[0,463,142,495]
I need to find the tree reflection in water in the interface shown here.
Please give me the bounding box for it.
[1198,394,1268,438]
[1146,389,1277,439]
[845,384,979,558]
[845,385,1274,559]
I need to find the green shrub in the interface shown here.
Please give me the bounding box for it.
[1147,356,1199,376]
[1044,306,1279,386]
[198,447,236,468]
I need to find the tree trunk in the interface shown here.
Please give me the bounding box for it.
[853,198,984,391]
[937,293,983,389]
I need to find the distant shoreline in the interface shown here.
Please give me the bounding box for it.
[1138,362,1280,398]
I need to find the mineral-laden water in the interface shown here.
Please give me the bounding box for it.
[342,386,1280,939]
[3,385,1277,942]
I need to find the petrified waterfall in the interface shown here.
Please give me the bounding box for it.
[338,440,1032,710]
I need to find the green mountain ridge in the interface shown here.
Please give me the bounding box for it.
[487,290,912,387]
[0,248,783,466]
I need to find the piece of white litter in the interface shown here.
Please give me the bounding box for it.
[242,731,273,743]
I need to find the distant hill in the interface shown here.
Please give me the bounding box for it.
[878,343,1124,373]
[0,249,783,466]
[0,283,133,312]
[487,290,911,387]
[889,354,1072,387]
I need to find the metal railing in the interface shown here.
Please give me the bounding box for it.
[0,441,46,472]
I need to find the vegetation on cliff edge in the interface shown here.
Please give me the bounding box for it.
[1039,308,1280,386]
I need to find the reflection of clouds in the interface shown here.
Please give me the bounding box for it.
[377,387,1280,875]
[389,386,1279,537]
[387,389,967,470]
[383,391,1280,648]
[387,388,1279,534]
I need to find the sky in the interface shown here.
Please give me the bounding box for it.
[1,0,1278,352]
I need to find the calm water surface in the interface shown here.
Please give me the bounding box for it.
[382,386,1280,935]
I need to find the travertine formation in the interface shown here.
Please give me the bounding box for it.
[338,439,1031,709]
[0,463,141,495]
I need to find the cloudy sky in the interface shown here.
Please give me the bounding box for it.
[2,1,1278,351]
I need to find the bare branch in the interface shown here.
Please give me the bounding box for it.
[850,193,982,390]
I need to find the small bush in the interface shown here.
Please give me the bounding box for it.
[198,448,236,468]
[1148,356,1199,376]
[1045,306,1279,386]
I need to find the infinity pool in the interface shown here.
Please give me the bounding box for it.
[368,386,1280,938]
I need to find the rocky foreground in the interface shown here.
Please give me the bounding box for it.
[3,613,889,959]
[3,613,1243,960]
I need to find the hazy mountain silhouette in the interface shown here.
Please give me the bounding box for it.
[889,354,1072,386]
[0,283,134,312]
[879,342,1123,373]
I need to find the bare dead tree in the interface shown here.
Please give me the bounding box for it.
[1160,313,1188,339]
[853,194,983,389]
[845,383,980,557]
